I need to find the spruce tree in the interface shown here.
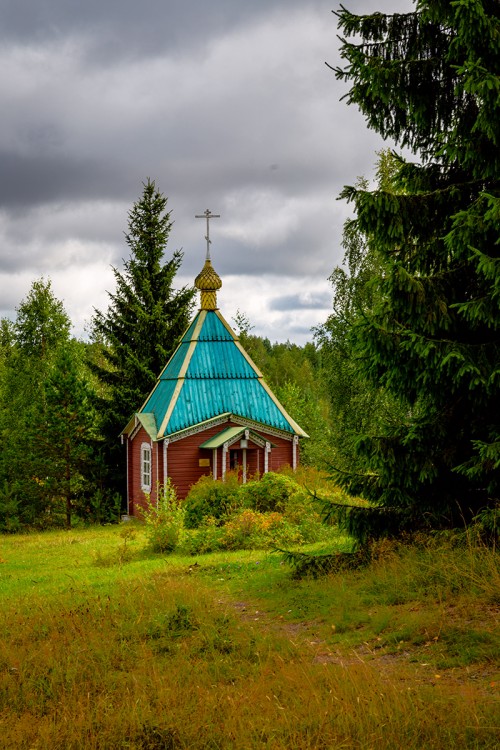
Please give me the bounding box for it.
[91,179,195,501]
[327,1,499,537]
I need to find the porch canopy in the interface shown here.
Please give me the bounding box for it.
[199,426,276,450]
[199,426,276,481]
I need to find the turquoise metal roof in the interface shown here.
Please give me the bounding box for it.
[159,342,191,381]
[126,308,308,439]
[142,378,178,423]
[187,341,257,379]
[197,312,234,341]
[165,379,294,435]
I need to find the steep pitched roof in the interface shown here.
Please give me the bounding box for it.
[125,307,307,440]
[123,248,307,441]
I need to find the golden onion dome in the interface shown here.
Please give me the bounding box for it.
[195,258,222,310]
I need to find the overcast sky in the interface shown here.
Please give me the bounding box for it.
[0,0,413,345]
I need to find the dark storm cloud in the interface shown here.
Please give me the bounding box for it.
[1,0,318,63]
[0,150,121,208]
[0,0,415,342]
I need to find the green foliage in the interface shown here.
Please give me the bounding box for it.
[240,471,297,513]
[315,156,407,475]
[0,280,101,528]
[1,526,498,749]
[183,472,242,529]
[325,1,500,537]
[181,516,226,555]
[142,480,185,553]
[33,344,98,528]
[14,278,70,360]
[279,547,369,580]
[0,480,20,533]
[86,489,122,525]
[237,333,333,468]
[91,179,195,501]
[231,309,254,337]
[220,509,303,550]
[182,471,331,554]
[183,509,309,554]
[472,503,499,544]
[275,381,332,467]
[92,528,137,567]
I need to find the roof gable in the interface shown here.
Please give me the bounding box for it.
[126,308,307,439]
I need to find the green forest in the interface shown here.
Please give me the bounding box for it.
[1,5,499,746]
[0,0,498,542]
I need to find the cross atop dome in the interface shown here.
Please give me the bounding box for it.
[194,209,222,310]
[195,208,220,261]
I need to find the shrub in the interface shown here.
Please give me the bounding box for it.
[142,480,185,553]
[182,517,225,555]
[181,471,337,552]
[241,472,298,513]
[183,472,242,528]
[221,509,303,550]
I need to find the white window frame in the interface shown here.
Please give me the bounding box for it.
[141,442,152,492]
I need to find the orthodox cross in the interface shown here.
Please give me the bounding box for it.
[195,209,220,260]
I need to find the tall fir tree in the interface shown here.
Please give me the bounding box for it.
[91,179,195,502]
[326,1,500,538]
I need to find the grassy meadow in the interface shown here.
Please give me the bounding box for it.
[0,523,498,749]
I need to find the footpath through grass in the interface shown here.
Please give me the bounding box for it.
[0,524,498,749]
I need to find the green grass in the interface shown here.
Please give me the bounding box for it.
[0,524,498,749]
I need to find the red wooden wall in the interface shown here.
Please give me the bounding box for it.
[127,420,297,516]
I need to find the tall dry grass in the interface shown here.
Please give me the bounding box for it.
[0,523,498,749]
[1,561,498,749]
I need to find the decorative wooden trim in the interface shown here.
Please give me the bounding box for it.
[163,412,298,445]
[222,441,228,480]
[293,435,299,471]
[140,442,152,492]
[126,437,130,515]
[264,441,271,474]
[163,439,169,483]
[231,415,294,441]
[166,413,232,443]
[130,418,142,442]
[225,430,267,449]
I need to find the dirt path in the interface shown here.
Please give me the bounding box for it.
[219,595,500,700]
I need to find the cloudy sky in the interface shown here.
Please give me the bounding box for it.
[0,0,413,345]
